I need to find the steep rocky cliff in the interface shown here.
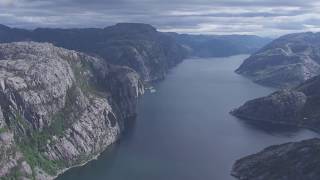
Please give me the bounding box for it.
[0,23,188,82]
[232,138,320,180]
[231,74,320,131]
[0,42,144,179]
[236,32,320,88]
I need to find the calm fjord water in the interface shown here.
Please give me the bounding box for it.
[58,55,319,180]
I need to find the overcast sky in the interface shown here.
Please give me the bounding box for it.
[1,0,320,37]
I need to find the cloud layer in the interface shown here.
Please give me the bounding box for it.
[1,0,320,36]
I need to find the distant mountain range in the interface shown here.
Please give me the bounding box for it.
[0,23,271,82]
[236,32,320,88]
[0,23,273,179]
[7,23,318,180]
[168,33,272,57]
[0,23,188,82]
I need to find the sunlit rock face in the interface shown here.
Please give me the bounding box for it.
[236,32,320,88]
[0,42,144,179]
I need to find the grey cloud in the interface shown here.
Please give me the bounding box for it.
[0,0,319,36]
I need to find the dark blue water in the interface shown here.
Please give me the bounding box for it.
[57,55,319,180]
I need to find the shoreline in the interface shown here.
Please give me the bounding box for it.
[53,134,121,180]
[52,115,139,179]
[230,112,320,134]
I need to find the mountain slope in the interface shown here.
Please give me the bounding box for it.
[0,42,144,179]
[231,74,320,179]
[236,32,320,88]
[232,138,320,180]
[231,73,320,132]
[169,33,271,57]
[0,23,188,82]
[0,23,272,81]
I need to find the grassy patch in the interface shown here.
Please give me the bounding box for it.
[11,104,73,176]
[16,86,80,176]
[0,127,7,134]
[7,58,106,178]
[70,60,107,98]
[18,141,63,176]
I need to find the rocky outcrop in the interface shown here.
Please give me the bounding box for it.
[236,32,320,88]
[231,89,308,127]
[0,42,144,179]
[231,73,320,131]
[169,33,271,58]
[231,67,320,180]
[0,23,188,82]
[232,138,320,180]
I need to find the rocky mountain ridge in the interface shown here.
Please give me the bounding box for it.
[0,42,144,179]
[0,23,272,82]
[0,23,188,82]
[231,66,320,180]
[236,32,320,88]
[231,74,320,132]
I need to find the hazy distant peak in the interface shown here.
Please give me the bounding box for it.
[0,24,10,30]
[105,23,157,33]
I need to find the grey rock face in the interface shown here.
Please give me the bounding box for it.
[231,69,320,180]
[232,138,320,180]
[0,131,27,178]
[236,32,320,88]
[0,23,188,82]
[0,42,144,179]
[231,74,320,131]
[44,97,120,165]
[0,42,75,131]
[0,108,4,127]
[231,89,307,126]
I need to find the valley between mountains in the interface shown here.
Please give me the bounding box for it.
[0,23,320,180]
